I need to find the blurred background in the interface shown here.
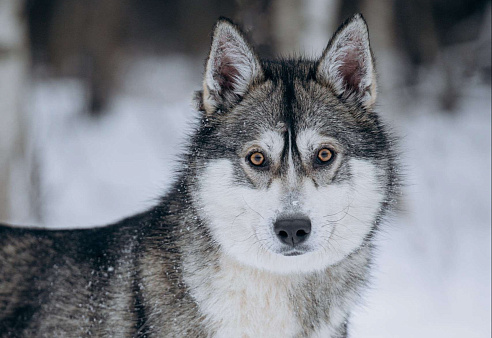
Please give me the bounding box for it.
[0,0,490,336]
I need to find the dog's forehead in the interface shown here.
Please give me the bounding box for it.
[224,61,353,148]
[243,81,334,123]
[266,81,342,136]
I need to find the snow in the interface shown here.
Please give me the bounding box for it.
[13,55,492,336]
[351,85,491,338]
[24,56,201,227]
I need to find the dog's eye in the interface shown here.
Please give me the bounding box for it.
[249,152,266,167]
[316,148,334,164]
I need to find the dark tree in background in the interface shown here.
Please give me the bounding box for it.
[27,0,129,114]
[25,0,491,114]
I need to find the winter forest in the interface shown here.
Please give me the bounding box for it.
[0,0,490,337]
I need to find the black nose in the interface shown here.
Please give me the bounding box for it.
[274,217,311,247]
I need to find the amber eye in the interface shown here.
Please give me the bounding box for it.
[317,148,333,163]
[249,152,265,166]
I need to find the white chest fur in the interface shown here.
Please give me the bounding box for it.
[187,255,302,337]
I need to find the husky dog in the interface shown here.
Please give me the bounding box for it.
[0,14,398,337]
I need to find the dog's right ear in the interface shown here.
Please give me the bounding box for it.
[202,18,263,115]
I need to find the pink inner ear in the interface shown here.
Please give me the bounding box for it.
[218,56,240,92]
[338,49,363,92]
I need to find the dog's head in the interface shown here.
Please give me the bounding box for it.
[190,14,395,274]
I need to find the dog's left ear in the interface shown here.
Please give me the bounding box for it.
[317,14,377,109]
[202,18,263,115]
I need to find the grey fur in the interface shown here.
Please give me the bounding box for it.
[0,14,399,337]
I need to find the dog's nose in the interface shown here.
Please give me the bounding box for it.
[274,217,311,247]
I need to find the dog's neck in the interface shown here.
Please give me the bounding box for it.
[184,253,302,336]
[181,240,371,337]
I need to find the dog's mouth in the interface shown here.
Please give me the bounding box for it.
[280,249,308,257]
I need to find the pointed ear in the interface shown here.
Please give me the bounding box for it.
[202,18,263,115]
[317,14,377,109]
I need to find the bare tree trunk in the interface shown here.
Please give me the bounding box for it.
[301,0,341,56]
[272,0,303,55]
[0,0,30,222]
[48,0,128,115]
[393,0,440,85]
[235,0,275,58]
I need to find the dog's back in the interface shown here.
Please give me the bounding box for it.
[0,219,140,336]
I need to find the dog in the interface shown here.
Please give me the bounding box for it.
[0,14,399,337]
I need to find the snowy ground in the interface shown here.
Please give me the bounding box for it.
[13,55,492,337]
[351,83,491,337]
